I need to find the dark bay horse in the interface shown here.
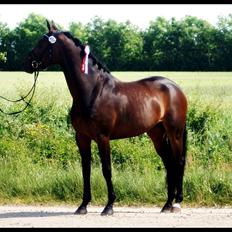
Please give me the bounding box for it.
[24,21,188,215]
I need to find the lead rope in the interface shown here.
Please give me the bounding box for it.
[0,71,39,115]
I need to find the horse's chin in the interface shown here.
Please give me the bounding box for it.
[23,64,34,74]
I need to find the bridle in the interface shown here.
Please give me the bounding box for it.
[0,33,58,115]
[30,33,57,71]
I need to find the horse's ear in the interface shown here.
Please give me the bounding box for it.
[50,20,58,32]
[46,19,51,31]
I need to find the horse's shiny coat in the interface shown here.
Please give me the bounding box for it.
[24,21,188,215]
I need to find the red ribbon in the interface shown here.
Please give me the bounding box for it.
[81,45,90,74]
[81,54,86,73]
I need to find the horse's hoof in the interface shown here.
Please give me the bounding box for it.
[101,206,114,216]
[74,206,87,215]
[171,203,181,213]
[160,204,172,213]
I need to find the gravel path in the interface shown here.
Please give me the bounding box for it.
[0,205,231,228]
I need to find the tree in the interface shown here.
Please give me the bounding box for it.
[0,22,10,70]
[85,17,143,71]
[1,13,232,71]
[69,22,88,43]
[143,16,216,71]
[213,14,232,70]
[116,21,144,70]
[142,17,170,70]
[174,16,216,70]
[84,16,110,70]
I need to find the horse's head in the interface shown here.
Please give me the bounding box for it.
[24,20,63,73]
[24,20,109,75]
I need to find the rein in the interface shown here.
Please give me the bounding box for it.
[0,71,39,115]
[0,34,54,116]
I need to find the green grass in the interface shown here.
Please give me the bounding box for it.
[0,71,231,207]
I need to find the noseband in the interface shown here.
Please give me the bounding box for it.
[30,34,57,71]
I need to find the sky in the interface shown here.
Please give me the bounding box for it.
[0,4,232,30]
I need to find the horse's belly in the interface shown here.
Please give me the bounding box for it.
[110,113,160,139]
[110,128,149,139]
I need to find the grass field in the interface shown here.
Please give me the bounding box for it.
[0,71,231,207]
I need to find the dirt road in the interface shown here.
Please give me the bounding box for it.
[0,205,231,227]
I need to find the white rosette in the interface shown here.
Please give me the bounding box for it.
[48,36,56,44]
[84,45,90,74]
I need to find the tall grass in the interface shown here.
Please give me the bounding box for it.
[0,71,231,206]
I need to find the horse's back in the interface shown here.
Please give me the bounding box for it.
[115,75,186,101]
[136,76,182,90]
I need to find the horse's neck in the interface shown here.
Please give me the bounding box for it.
[61,54,106,111]
[60,41,116,111]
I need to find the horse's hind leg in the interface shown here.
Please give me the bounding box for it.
[174,126,187,207]
[147,122,176,213]
[163,120,187,213]
[74,132,92,215]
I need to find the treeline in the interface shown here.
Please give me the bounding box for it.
[1,13,232,71]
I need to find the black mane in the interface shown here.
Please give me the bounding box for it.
[63,32,110,73]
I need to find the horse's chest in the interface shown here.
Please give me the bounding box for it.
[71,112,113,139]
[71,115,94,135]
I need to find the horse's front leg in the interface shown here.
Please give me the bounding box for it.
[97,135,116,216]
[74,132,92,215]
